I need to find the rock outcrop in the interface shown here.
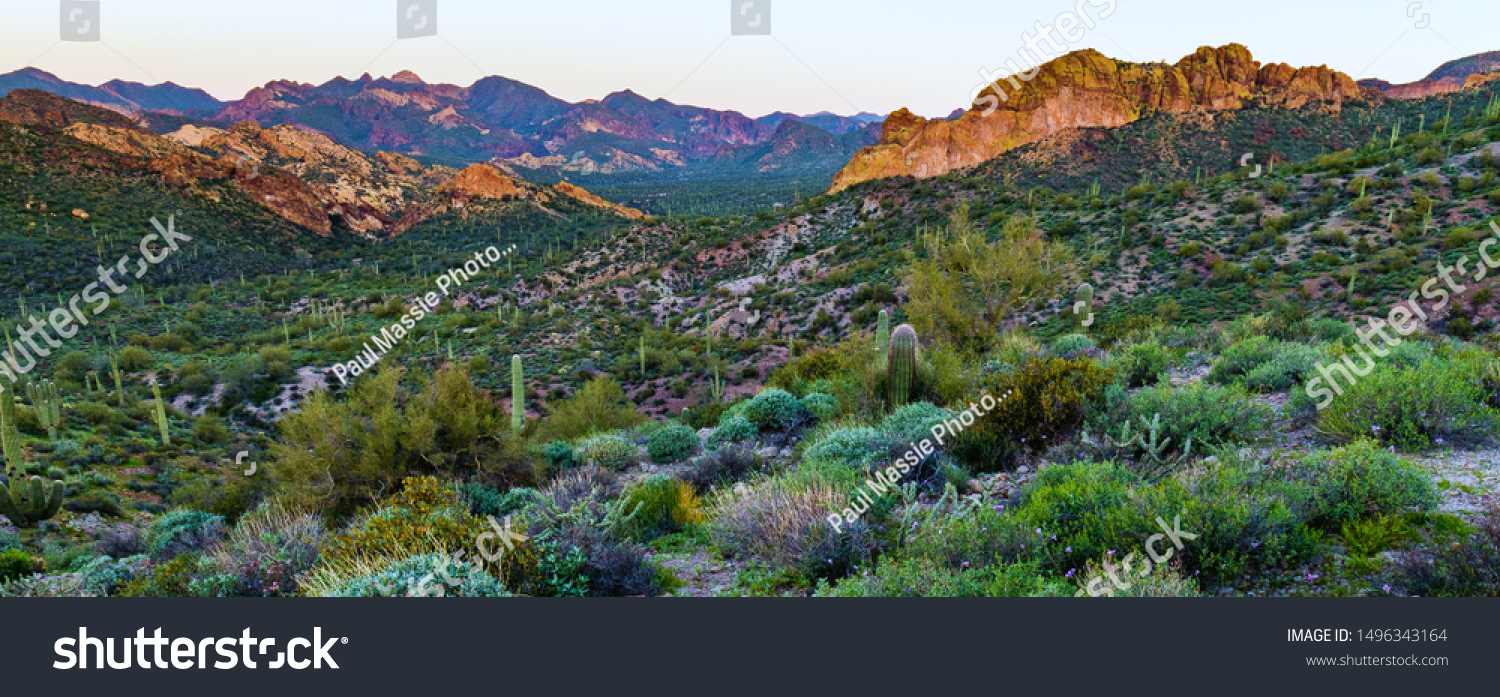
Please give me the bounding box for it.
[830,45,1363,192]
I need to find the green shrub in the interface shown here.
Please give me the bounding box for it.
[1240,343,1326,392]
[647,424,700,463]
[970,356,1113,451]
[577,434,639,471]
[618,475,703,540]
[1114,341,1170,388]
[463,484,539,519]
[1206,336,1277,384]
[740,388,808,431]
[0,549,33,582]
[1097,382,1271,453]
[879,402,953,443]
[706,415,758,449]
[143,509,226,560]
[707,473,877,580]
[821,558,1073,597]
[802,426,895,469]
[538,441,580,472]
[1293,440,1438,526]
[800,392,839,420]
[322,553,514,597]
[1052,334,1097,356]
[1315,359,1492,449]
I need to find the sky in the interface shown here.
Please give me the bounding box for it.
[1,0,1497,119]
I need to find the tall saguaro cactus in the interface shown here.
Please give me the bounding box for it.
[639,335,647,376]
[875,310,890,366]
[109,353,126,407]
[25,380,61,441]
[511,355,524,434]
[887,324,919,407]
[150,378,170,446]
[1,389,23,474]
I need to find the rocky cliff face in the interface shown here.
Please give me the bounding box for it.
[830,45,1363,192]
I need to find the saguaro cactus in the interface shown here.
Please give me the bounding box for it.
[875,310,890,365]
[109,353,126,406]
[1074,283,1095,330]
[150,378,169,446]
[25,380,61,441]
[887,324,919,407]
[639,335,647,375]
[511,355,524,434]
[1,389,23,475]
[0,474,64,527]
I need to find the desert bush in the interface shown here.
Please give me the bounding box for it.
[708,472,877,579]
[320,553,514,597]
[144,509,226,561]
[94,523,145,557]
[740,388,809,432]
[1240,343,1326,392]
[533,377,644,443]
[800,392,839,420]
[685,444,763,493]
[0,549,33,583]
[1291,440,1438,526]
[272,366,532,519]
[880,402,953,443]
[1052,334,1097,356]
[537,441,580,473]
[821,558,1071,597]
[463,484,539,519]
[1207,336,1278,384]
[706,414,758,449]
[647,424,700,463]
[577,434,639,470]
[537,521,661,597]
[192,503,325,597]
[1396,501,1500,596]
[801,424,896,470]
[1113,341,1170,388]
[1095,382,1271,454]
[617,475,703,540]
[116,346,152,371]
[962,356,1113,461]
[1314,359,1492,449]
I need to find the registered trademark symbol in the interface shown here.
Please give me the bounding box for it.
[342,637,349,644]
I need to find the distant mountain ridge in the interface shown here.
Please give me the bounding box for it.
[0,68,881,180]
[1359,51,1500,99]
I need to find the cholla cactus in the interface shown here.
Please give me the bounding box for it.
[511,355,524,434]
[25,380,61,441]
[151,378,169,446]
[887,324,919,407]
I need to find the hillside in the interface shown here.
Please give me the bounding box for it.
[831,44,1367,192]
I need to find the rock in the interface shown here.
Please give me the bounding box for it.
[778,449,792,458]
[1016,465,1030,474]
[757,446,780,459]
[1007,487,1021,499]
[830,44,1361,192]
[71,208,89,219]
[697,428,715,441]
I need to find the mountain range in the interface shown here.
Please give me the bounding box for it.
[0,67,882,182]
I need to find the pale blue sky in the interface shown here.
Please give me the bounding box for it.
[2,0,1496,118]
